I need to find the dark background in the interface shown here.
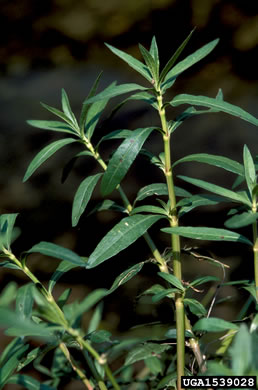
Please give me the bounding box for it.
[0,0,258,387]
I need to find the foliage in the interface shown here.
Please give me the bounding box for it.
[0,32,258,390]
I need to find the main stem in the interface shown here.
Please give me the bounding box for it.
[157,93,185,389]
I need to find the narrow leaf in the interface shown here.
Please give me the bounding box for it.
[0,213,19,250]
[158,272,185,292]
[190,276,220,287]
[225,212,258,229]
[149,36,159,71]
[27,241,86,266]
[87,199,127,216]
[125,343,169,366]
[139,43,158,83]
[84,99,109,140]
[49,261,78,293]
[7,374,55,390]
[16,284,34,320]
[84,83,148,105]
[184,298,207,317]
[97,129,132,148]
[61,89,77,125]
[193,317,239,332]
[108,262,145,294]
[178,175,251,206]
[161,226,252,246]
[230,324,252,375]
[87,214,163,268]
[105,43,152,82]
[23,138,77,182]
[130,205,168,216]
[178,194,228,217]
[40,102,75,127]
[243,145,256,196]
[72,173,102,226]
[27,120,76,134]
[162,39,219,89]
[170,94,258,127]
[0,345,29,388]
[159,29,194,85]
[152,288,178,302]
[134,183,168,204]
[173,153,244,176]
[101,127,155,196]
[80,71,103,130]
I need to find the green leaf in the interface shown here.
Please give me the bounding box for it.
[27,241,86,266]
[184,298,207,318]
[161,226,253,246]
[225,212,258,229]
[108,262,145,294]
[63,289,107,324]
[170,94,258,127]
[193,317,239,332]
[190,276,220,287]
[27,120,76,134]
[178,194,228,217]
[16,283,34,320]
[158,272,185,292]
[130,205,168,216]
[23,138,77,182]
[72,173,102,226]
[152,288,177,302]
[149,36,159,72]
[87,199,127,216]
[0,307,59,339]
[89,329,112,343]
[105,43,152,82]
[0,213,19,250]
[145,356,163,375]
[139,43,158,84]
[178,175,251,206]
[101,127,155,196]
[7,374,55,390]
[40,102,75,127]
[0,282,18,306]
[134,183,168,204]
[80,71,103,130]
[84,97,110,140]
[84,83,148,105]
[159,29,194,85]
[0,344,29,389]
[173,153,244,176]
[61,89,77,126]
[125,343,169,366]
[87,302,104,334]
[87,214,164,268]
[162,39,219,90]
[96,129,132,148]
[243,145,256,197]
[49,261,78,293]
[229,324,252,375]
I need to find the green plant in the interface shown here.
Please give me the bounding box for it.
[0,31,258,390]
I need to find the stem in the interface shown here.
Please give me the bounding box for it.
[157,92,185,388]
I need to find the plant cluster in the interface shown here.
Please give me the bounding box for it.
[0,31,258,390]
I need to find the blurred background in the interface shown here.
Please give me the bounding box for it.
[0,0,258,386]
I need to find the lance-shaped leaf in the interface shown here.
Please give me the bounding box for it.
[159,29,194,85]
[162,39,219,90]
[158,272,185,292]
[130,205,168,217]
[87,199,127,217]
[139,43,158,84]
[7,374,55,390]
[80,71,103,130]
[161,226,252,246]
[72,173,102,226]
[134,183,168,203]
[40,102,76,128]
[15,284,34,320]
[173,153,244,176]
[178,194,228,217]
[27,241,86,266]
[84,98,109,140]
[225,212,258,229]
[61,89,77,126]
[49,261,78,293]
[87,214,164,268]
[193,317,239,332]
[108,262,145,295]
[243,145,256,197]
[149,36,159,72]
[27,120,76,135]
[101,127,155,196]
[23,138,77,182]
[97,129,132,148]
[170,94,258,127]
[105,43,152,82]
[125,343,170,366]
[0,344,29,389]
[0,213,19,250]
[178,175,251,206]
[84,83,148,105]
[184,298,207,318]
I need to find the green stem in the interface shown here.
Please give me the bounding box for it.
[157,92,185,388]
